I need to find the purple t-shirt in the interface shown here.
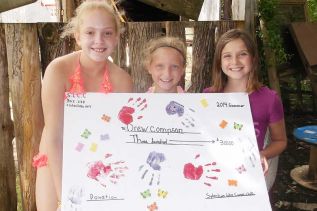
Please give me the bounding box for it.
[203,86,284,150]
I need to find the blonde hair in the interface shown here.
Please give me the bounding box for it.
[211,29,262,92]
[61,1,121,38]
[143,36,187,68]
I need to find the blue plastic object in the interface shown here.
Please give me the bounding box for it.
[293,125,317,145]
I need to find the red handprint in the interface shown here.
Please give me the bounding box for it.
[118,97,147,125]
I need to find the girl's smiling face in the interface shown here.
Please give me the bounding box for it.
[75,9,118,62]
[148,47,185,93]
[221,38,254,83]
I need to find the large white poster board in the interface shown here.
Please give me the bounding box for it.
[62,93,272,211]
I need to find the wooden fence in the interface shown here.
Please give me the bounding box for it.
[0,21,242,211]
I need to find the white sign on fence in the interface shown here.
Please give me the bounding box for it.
[61,93,271,211]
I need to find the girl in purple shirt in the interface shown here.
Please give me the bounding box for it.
[204,29,287,190]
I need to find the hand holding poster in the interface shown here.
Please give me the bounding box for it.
[62,93,272,211]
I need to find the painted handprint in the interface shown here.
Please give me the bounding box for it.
[64,186,84,211]
[118,97,147,125]
[165,101,184,116]
[183,154,220,187]
[139,151,166,186]
[87,153,128,188]
[238,137,256,167]
[165,101,195,128]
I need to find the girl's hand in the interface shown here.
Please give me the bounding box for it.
[260,153,268,176]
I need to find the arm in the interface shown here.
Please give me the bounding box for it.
[260,119,287,159]
[41,60,66,201]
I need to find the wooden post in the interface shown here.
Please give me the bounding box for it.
[244,0,256,38]
[5,23,44,211]
[0,24,17,211]
[55,0,62,22]
[189,21,216,93]
[62,0,75,22]
[223,0,232,20]
[127,22,163,92]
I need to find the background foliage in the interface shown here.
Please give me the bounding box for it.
[307,0,317,21]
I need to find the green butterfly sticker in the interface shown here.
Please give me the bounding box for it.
[140,189,151,199]
[234,122,243,131]
[81,128,91,139]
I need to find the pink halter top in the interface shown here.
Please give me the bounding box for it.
[68,62,113,94]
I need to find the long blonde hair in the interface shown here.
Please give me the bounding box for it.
[61,1,121,38]
[211,29,262,92]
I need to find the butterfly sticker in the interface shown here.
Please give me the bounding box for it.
[236,164,246,174]
[140,189,151,199]
[233,122,243,131]
[228,179,238,186]
[100,134,110,141]
[101,114,111,122]
[147,202,158,211]
[219,120,228,129]
[81,129,91,139]
[75,142,84,152]
[89,143,98,152]
[157,189,168,199]
[200,98,209,108]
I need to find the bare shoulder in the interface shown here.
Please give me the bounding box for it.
[109,62,133,93]
[44,52,79,78]
[43,51,80,87]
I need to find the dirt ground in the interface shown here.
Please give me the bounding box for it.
[270,114,317,211]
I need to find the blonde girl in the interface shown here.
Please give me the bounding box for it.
[34,1,132,210]
[143,36,186,93]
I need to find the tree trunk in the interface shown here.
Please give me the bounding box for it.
[119,26,128,72]
[112,23,128,73]
[38,23,76,75]
[5,24,44,211]
[217,20,241,41]
[260,20,281,95]
[0,24,17,211]
[189,22,216,93]
[128,22,163,92]
[165,21,186,89]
